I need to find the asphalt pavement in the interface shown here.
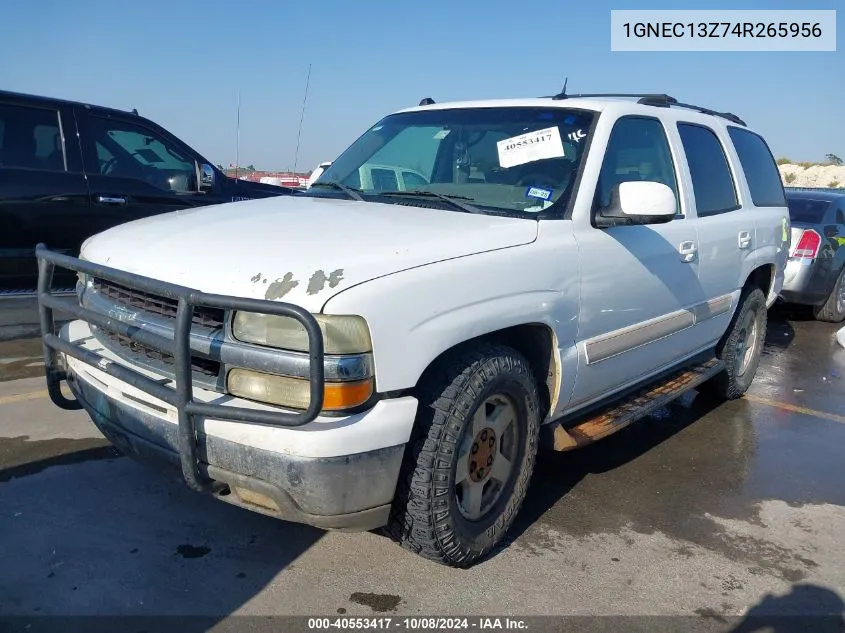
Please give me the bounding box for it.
[1,304,844,632]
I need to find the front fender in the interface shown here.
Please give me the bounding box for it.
[321,239,580,394]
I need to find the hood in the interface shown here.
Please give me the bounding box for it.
[81,195,538,311]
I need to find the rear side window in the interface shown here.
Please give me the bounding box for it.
[677,123,738,216]
[728,127,786,207]
[0,103,65,172]
[786,197,831,223]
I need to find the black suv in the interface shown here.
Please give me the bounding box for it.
[0,89,290,292]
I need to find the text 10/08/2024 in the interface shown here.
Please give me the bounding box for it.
[308,617,528,630]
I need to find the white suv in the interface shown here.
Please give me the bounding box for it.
[37,92,789,567]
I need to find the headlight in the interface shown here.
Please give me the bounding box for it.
[232,312,372,354]
[227,370,373,411]
[229,311,375,413]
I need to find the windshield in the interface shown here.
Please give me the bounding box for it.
[311,107,596,217]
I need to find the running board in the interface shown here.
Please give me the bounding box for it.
[548,357,725,451]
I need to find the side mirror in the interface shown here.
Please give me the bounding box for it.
[596,181,677,228]
[198,163,215,191]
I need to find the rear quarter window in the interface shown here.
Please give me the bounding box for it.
[727,127,786,207]
[786,197,831,223]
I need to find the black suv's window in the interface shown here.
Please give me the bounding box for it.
[0,104,65,172]
[728,127,786,208]
[594,116,680,213]
[677,123,738,216]
[786,197,831,223]
[86,116,197,193]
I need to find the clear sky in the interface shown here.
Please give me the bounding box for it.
[1,0,842,171]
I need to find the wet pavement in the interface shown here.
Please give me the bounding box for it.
[0,337,46,382]
[0,304,843,629]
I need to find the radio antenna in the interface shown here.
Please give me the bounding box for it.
[293,63,312,174]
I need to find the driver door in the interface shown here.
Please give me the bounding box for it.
[76,109,213,233]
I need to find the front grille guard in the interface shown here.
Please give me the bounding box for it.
[35,243,325,492]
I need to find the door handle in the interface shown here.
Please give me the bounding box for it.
[97,195,126,205]
[738,230,752,249]
[679,240,697,263]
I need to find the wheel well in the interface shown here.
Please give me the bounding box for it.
[745,264,774,298]
[416,324,558,419]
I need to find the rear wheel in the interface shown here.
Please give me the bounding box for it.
[813,267,845,323]
[386,343,540,567]
[700,286,767,400]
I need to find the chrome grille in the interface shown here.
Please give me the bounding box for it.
[91,278,225,330]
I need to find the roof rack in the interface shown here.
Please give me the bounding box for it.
[546,92,746,126]
[668,101,746,126]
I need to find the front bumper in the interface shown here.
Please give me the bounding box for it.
[34,245,418,530]
[67,358,405,530]
[781,257,835,305]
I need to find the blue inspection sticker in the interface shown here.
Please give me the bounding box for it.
[526,186,553,201]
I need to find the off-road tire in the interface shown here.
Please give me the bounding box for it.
[701,286,767,400]
[386,342,540,567]
[812,267,845,323]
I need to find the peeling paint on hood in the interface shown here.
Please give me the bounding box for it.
[80,195,539,312]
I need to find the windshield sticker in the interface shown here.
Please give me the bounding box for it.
[433,129,451,140]
[496,126,565,168]
[564,115,576,125]
[526,186,553,201]
[567,129,586,143]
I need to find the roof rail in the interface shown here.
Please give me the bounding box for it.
[549,92,677,102]
[544,92,746,126]
[670,102,746,126]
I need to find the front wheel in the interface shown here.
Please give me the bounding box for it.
[701,286,767,400]
[386,343,540,567]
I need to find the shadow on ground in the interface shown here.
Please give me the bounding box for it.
[723,583,845,633]
[0,450,324,628]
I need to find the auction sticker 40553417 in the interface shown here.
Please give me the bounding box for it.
[496,126,565,168]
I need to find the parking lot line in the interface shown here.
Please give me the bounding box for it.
[743,393,845,425]
[0,388,50,406]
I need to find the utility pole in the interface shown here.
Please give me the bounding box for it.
[293,63,311,173]
[235,89,241,179]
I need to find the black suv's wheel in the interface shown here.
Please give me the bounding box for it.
[386,343,540,567]
[701,286,767,400]
[813,267,845,323]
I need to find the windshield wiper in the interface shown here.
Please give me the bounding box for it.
[377,190,483,214]
[309,181,364,201]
